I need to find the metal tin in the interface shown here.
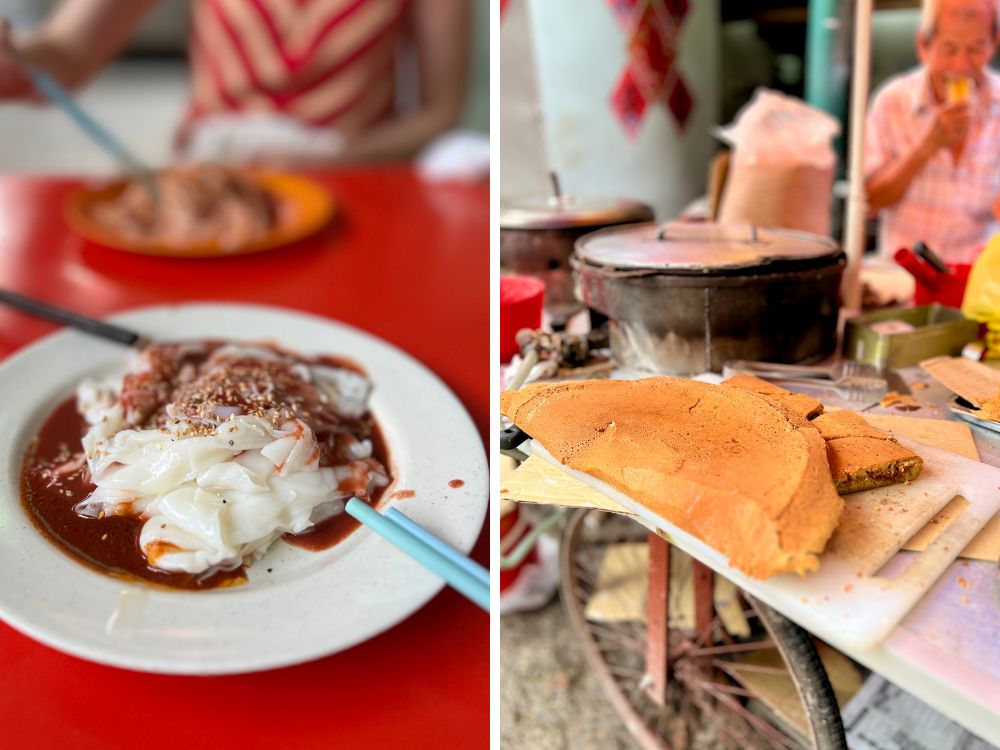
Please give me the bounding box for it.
[842,305,979,371]
[572,221,845,374]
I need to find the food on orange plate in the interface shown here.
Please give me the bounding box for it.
[500,378,844,579]
[811,410,923,494]
[21,341,390,589]
[90,164,277,250]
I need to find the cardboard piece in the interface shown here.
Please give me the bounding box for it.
[583,542,751,638]
[920,356,1000,408]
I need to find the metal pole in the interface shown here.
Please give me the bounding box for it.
[805,0,849,167]
[842,0,873,313]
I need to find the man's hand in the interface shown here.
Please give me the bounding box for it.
[926,101,973,151]
[0,19,35,100]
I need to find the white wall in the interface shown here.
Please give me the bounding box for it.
[501,0,720,220]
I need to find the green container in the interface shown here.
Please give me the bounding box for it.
[842,305,979,371]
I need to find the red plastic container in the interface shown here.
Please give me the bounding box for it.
[500,275,544,362]
[499,503,538,592]
[893,247,972,307]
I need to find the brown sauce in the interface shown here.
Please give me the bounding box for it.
[282,421,390,551]
[20,346,391,591]
[389,490,416,500]
[21,398,246,590]
[449,479,465,489]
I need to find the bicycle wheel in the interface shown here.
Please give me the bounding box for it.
[559,507,848,750]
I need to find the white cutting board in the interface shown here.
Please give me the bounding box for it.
[530,437,1000,651]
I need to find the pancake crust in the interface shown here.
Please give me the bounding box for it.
[500,378,844,579]
[721,374,824,420]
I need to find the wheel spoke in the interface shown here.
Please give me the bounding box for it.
[686,639,776,657]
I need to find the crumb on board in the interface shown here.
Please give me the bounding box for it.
[957,576,971,589]
[843,583,853,593]
[881,391,919,408]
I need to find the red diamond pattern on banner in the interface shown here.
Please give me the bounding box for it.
[610,65,648,138]
[666,74,693,129]
[606,0,694,136]
[629,4,676,95]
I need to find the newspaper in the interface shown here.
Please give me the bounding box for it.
[843,675,997,750]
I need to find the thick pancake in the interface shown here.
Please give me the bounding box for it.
[721,374,824,420]
[811,410,923,494]
[500,378,844,579]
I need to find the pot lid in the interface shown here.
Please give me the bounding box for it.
[575,222,840,272]
[499,194,655,229]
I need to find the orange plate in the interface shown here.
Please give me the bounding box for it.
[64,171,335,258]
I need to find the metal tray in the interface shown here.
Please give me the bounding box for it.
[948,395,1000,435]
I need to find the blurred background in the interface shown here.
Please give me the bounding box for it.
[500,0,931,222]
[0,0,489,173]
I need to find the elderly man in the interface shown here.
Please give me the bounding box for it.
[865,0,1000,265]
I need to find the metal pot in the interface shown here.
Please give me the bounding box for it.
[500,192,654,323]
[572,222,845,374]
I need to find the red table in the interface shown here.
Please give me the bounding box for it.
[0,166,489,750]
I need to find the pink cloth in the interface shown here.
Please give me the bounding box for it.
[865,66,1000,265]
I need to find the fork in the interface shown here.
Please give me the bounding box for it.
[723,359,877,382]
[753,375,888,403]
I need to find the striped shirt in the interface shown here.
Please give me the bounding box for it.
[188,0,408,136]
[865,66,1000,265]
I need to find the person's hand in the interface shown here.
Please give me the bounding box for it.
[0,19,35,100]
[925,101,973,152]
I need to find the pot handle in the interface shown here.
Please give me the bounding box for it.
[655,222,760,244]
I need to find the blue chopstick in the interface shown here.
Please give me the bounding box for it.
[386,507,489,587]
[345,498,489,611]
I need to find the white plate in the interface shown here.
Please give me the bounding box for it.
[948,395,1000,435]
[0,303,488,674]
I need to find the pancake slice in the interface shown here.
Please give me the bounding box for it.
[811,410,923,494]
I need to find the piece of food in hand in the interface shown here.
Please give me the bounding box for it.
[721,374,824,420]
[91,163,277,250]
[500,378,843,579]
[946,77,971,104]
[811,410,923,494]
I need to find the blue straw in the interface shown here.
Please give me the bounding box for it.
[386,507,489,587]
[346,499,489,611]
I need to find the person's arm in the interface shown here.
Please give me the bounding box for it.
[866,101,970,213]
[0,0,158,97]
[865,135,938,213]
[336,0,471,164]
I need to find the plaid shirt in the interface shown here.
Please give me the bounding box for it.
[865,66,1000,265]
